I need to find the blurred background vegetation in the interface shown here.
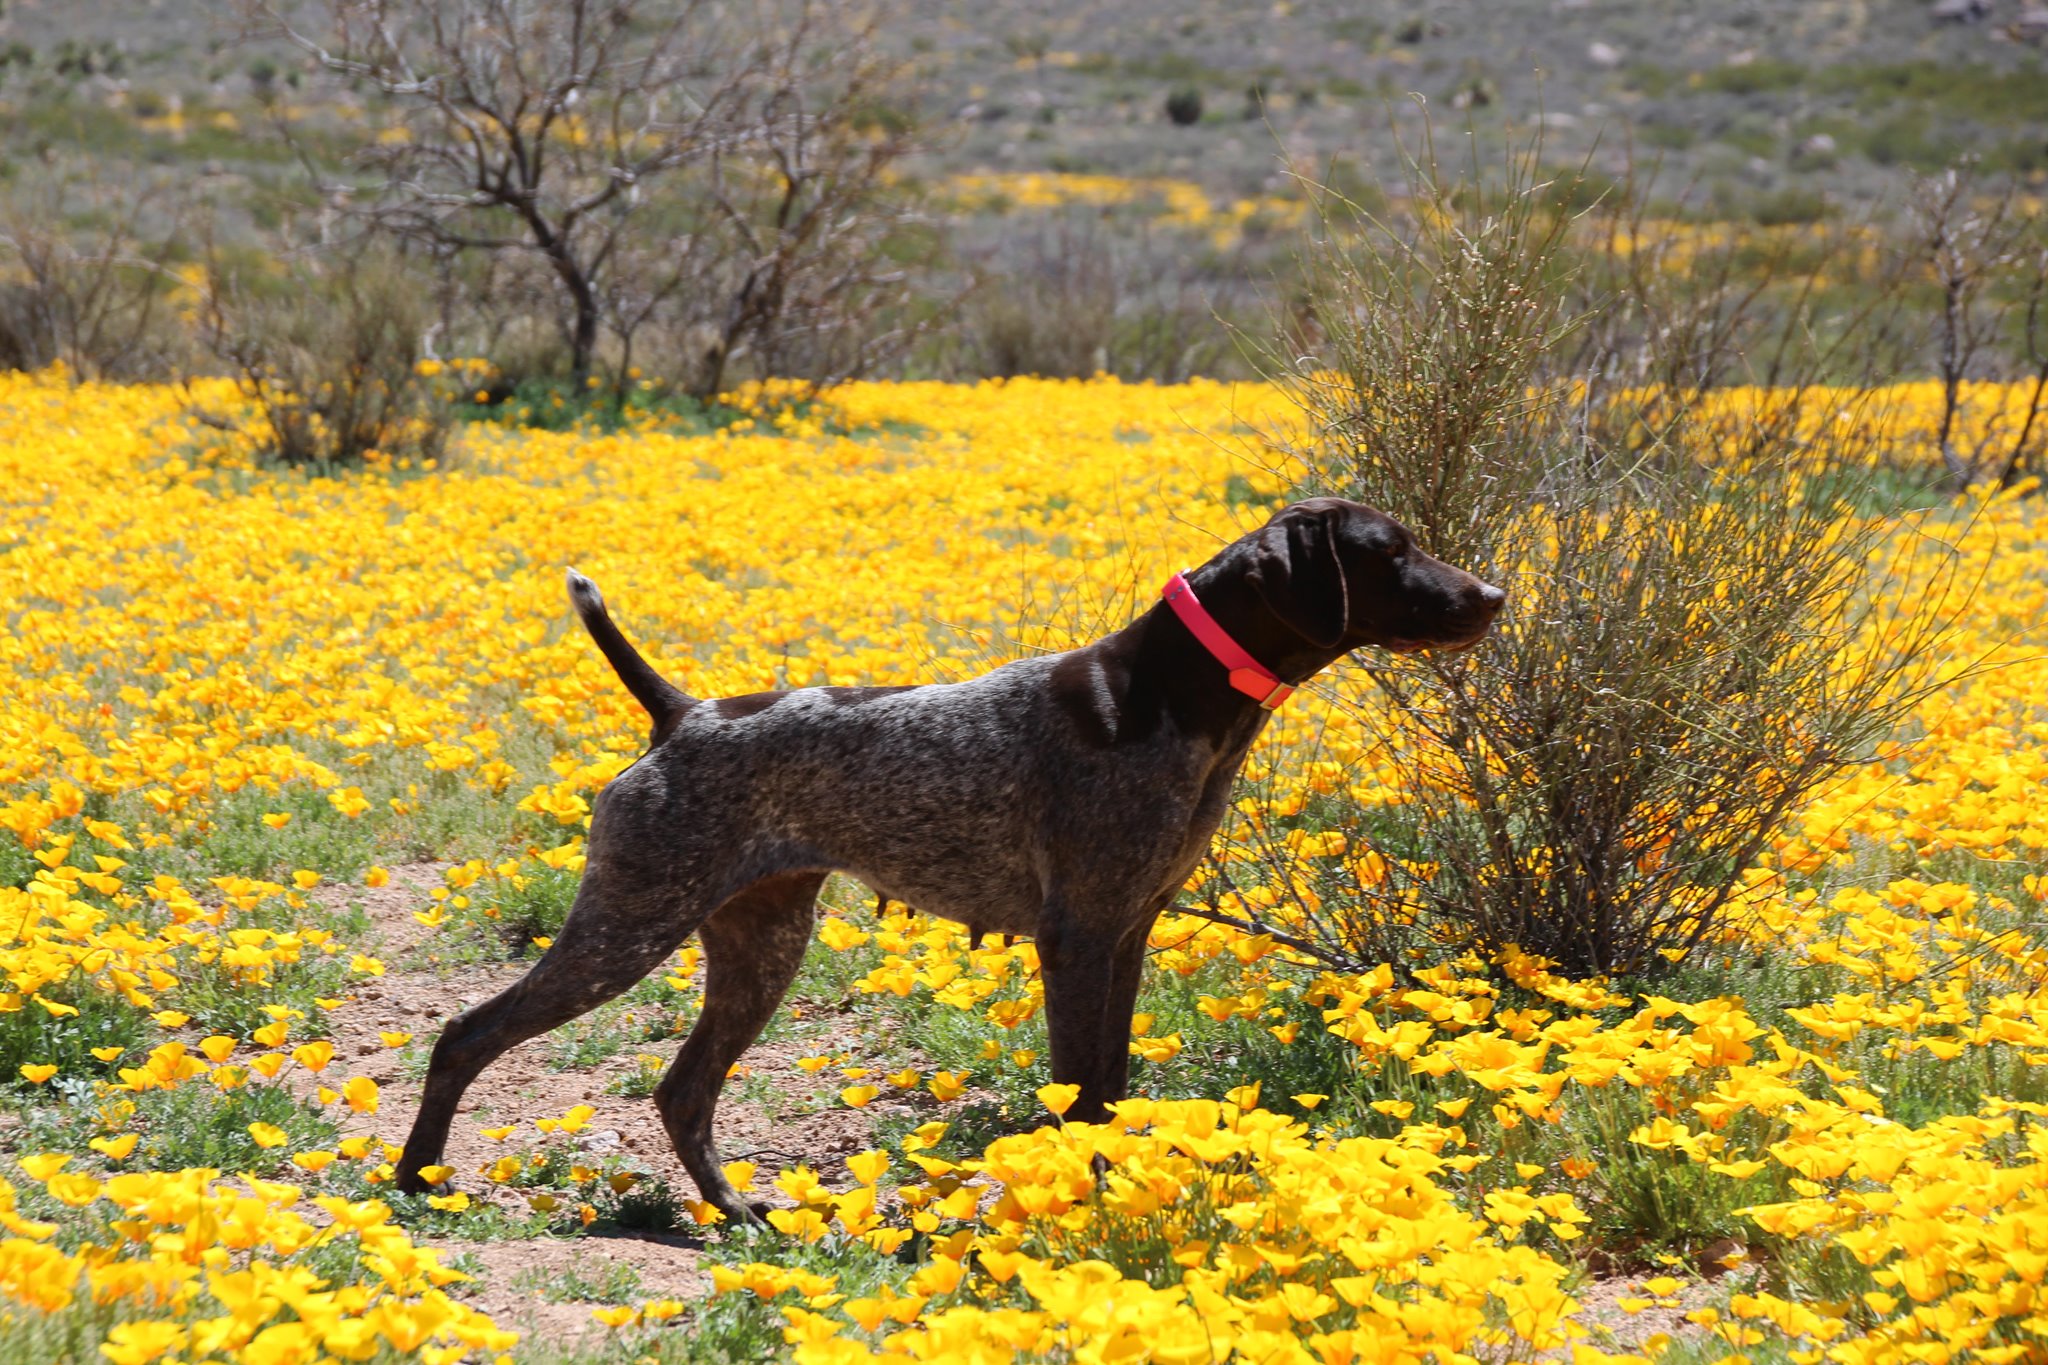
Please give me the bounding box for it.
[0,0,2041,451]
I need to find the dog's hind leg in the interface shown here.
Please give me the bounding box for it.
[656,870,824,1224]
[394,867,696,1195]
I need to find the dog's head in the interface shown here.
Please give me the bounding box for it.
[1243,498,1504,654]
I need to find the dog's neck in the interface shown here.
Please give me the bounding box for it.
[1114,562,1349,743]
[1178,560,1347,689]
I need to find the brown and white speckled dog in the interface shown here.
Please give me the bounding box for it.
[394,497,1503,1220]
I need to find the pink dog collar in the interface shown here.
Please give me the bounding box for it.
[1160,573,1295,710]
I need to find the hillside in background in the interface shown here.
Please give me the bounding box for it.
[907,0,2048,208]
[4,0,2044,210]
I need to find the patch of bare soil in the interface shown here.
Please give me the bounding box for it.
[315,860,454,958]
[1550,1243,1762,1359]
[420,1231,711,1351]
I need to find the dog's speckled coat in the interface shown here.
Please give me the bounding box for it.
[395,498,1504,1220]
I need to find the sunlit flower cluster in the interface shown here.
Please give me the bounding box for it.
[0,1163,509,1363]
[946,171,1308,250]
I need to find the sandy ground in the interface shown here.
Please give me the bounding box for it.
[1560,1255,1751,1359]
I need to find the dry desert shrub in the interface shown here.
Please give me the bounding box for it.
[1217,133,1975,977]
[197,243,451,467]
[955,219,1253,383]
[0,171,188,382]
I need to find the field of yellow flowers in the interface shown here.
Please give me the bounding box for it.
[0,368,2044,1365]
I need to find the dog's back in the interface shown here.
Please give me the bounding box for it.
[644,663,1056,931]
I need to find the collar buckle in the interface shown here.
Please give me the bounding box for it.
[1226,669,1294,709]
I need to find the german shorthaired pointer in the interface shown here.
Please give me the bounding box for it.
[396,498,1503,1220]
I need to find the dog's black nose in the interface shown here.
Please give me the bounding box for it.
[1477,581,1506,609]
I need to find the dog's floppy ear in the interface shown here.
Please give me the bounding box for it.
[1246,503,1349,648]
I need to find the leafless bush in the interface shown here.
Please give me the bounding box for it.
[1211,131,1970,978]
[0,171,187,381]
[2006,256,2048,490]
[959,223,1117,380]
[198,243,450,466]
[604,96,934,402]
[1561,178,1913,476]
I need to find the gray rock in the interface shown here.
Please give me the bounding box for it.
[1932,0,1991,21]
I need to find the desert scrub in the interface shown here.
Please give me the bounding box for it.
[1239,131,1972,977]
[197,245,462,468]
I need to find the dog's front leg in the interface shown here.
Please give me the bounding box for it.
[1038,898,1156,1124]
[1092,915,1157,1106]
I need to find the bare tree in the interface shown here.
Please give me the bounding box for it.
[1912,163,2048,488]
[250,0,926,390]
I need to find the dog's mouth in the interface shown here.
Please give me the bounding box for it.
[1360,596,1506,657]
[1377,622,1497,655]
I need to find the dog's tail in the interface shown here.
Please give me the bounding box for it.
[566,569,695,736]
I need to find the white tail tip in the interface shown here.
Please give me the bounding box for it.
[566,568,604,612]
